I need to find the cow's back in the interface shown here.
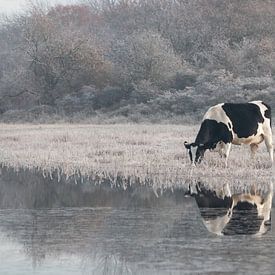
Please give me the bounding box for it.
[202,101,271,144]
[203,103,231,126]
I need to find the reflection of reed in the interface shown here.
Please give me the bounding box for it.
[0,166,188,209]
[0,208,111,270]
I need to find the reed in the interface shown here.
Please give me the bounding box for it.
[0,124,273,192]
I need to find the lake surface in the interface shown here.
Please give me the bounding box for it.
[0,167,274,274]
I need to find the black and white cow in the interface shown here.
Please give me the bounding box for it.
[184,101,273,165]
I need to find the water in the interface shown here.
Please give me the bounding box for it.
[0,204,274,274]
[0,167,274,274]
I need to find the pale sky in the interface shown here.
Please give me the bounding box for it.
[0,0,84,15]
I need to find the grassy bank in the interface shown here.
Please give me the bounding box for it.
[0,124,273,192]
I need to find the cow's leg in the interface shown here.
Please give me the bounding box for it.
[223,143,232,167]
[250,143,258,159]
[218,149,224,158]
[217,141,225,158]
[263,133,273,163]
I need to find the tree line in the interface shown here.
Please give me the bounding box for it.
[0,0,274,121]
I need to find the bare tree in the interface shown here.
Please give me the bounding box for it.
[20,6,111,104]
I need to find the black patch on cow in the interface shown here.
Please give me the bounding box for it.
[222,103,264,138]
[223,202,262,235]
[265,109,271,120]
[188,150,193,162]
[228,122,232,129]
[193,184,233,211]
[262,102,272,127]
[195,119,233,146]
[195,145,205,163]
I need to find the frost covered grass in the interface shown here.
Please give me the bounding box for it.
[0,124,273,192]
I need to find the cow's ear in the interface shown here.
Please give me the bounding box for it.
[184,141,191,149]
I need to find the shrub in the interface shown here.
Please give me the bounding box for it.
[93,86,127,109]
[110,30,189,87]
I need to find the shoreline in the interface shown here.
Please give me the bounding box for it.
[0,123,273,192]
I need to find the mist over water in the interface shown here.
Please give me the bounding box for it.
[0,167,274,274]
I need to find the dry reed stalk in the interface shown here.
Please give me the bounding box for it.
[0,124,273,192]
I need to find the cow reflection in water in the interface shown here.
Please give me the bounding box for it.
[192,183,273,236]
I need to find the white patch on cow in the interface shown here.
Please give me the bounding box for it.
[203,212,232,236]
[203,103,231,126]
[250,100,270,123]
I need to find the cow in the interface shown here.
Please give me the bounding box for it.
[184,101,273,166]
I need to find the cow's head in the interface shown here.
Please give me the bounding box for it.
[184,142,206,164]
[184,141,218,164]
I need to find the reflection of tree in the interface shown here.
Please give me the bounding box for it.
[29,212,46,269]
[89,254,133,274]
[0,200,198,271]
[0,165,198,270]
[0,208,109,267]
